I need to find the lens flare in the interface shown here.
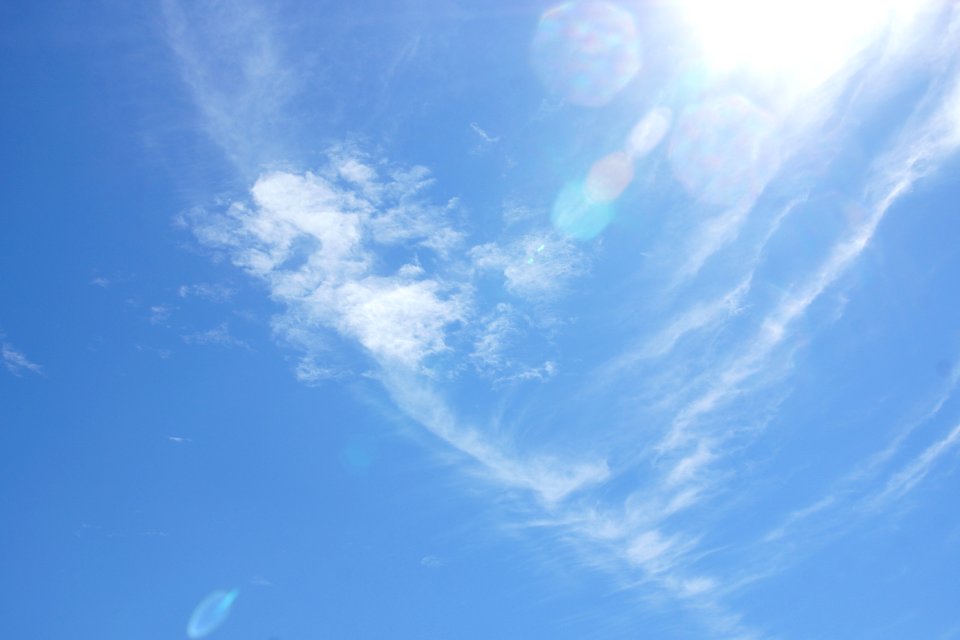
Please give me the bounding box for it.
[586,151,634,203]
[680,0,907,87]
[531,1,641,107]
[626,107,671,158]
[552,181,615,240]
[668,95,778,207]
[187,588,239,639]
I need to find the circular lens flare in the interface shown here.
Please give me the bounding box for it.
[586,151,634,203]
[626,107,672,158]
[552,182,616,240]
[668,95,778,207]
[531,1,642,107]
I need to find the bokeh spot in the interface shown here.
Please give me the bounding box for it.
[586,151,634,203]
[626,107,671,158]
[668,95,778,207]
[552,181,615,240]
[187,588,239,639]
[531,2,642,107]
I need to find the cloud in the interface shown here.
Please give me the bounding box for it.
[420,554,443,568]
[292,357,342,385]
[871,423,960,506]
[470,232,588,300]
[470,122,500,144]
[761,355,960,555]
[181,322,250,349]
[178,283,235,302]
[660,67,960,454]
[335,277,466,366]
[2,342,43,376]
[469,303,558,385]
[162,0,299,174]
[148,305,173,325]
[380,367,609,505]
[188,160,475,370]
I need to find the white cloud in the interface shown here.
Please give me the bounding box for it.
[181,322,249,349]
[660,68,960,454]
[2,342,43,376]
[501,202,540,227]
[381,367,609,505]
[335,277,466,367]
[420,554,444,568]
[162,0,298,174]
[293,356,342,385]
[626,530,679,572]
[468,304,558,385]
[178,283,235,302]
[470,232,587,300]
[470,122,500,144]
[189,158,471,373]
[870,423,960,506]
[148,304,172,325]
[470,303,516,372]
[762,357,960,551]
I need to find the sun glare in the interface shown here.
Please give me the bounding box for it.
[681,0,902,86]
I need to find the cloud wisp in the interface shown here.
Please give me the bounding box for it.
[2,341,43,377]
[186,153,606,508]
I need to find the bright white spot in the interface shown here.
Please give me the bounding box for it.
[681,0,901,86]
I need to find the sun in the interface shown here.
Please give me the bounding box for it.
[680,0,908,86]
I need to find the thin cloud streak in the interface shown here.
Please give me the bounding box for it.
[2,342,43,377]
[381,368,609,505]
[162,0,299,175]
[661,67,960,454]
[870,422,960,506]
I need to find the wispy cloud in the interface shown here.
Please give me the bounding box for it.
[420,554,443,568]
[178,283,235,302]
[162,0,300,174]
[470,232,588,300]
[871,422,960,505]
[181,322,250,349]
[381,367,609,505]
[148,304,172,325]
[757,354,960,566]
[2,342,43,377]
[470,121,500,144]
[660,65,960,455]
[188,161,473,369]
[185,152,609,507]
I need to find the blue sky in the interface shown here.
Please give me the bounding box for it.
[2,1,960,638]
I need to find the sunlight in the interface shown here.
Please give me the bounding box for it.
[681,0,900,86]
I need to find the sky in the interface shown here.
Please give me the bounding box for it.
[2,1,960,638]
